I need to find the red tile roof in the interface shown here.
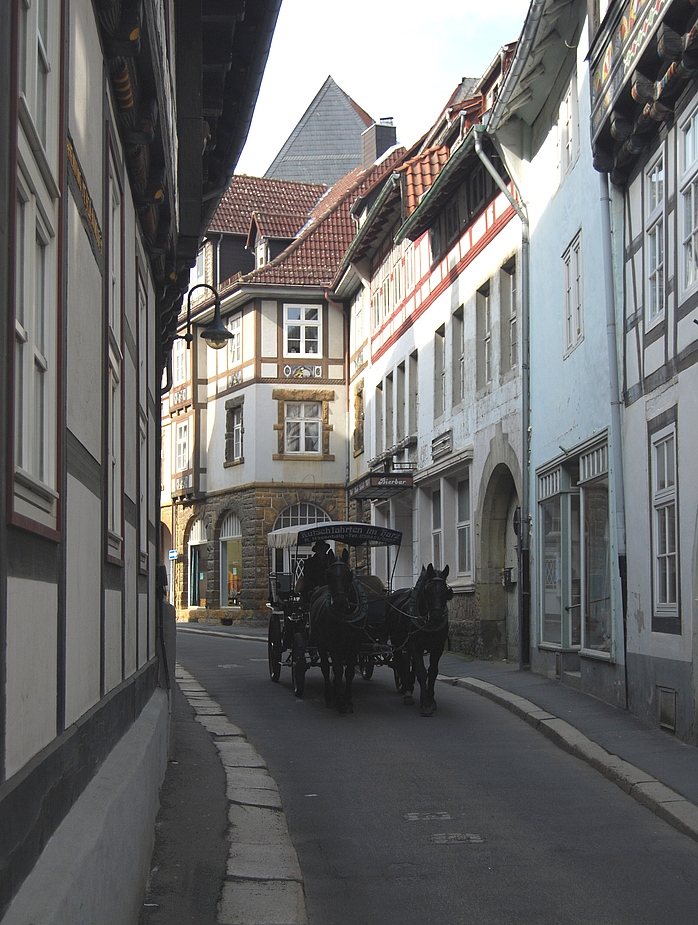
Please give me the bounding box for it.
[209,176,327,235]
[397,146,450,218]
[246,210,310,246]
[219,148,406,292]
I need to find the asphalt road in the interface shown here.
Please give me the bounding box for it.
[177,631,698,925]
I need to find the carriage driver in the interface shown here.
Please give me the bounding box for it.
[298,539,331,602]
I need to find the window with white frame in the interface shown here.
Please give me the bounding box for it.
[227,314,242,366]
[190,245,206,289]
[408,350,418,436]
[457,477,471,575]
[375,382,384,454]
[651,423,678,629]
[563,231,583,353]
[646,154,665,324]
[559,74,579,178]
[681,107,698,293]
[175,420,189,472]
[13,0,60,529]
[432,488,442,569]
[285,401,321,453]
[224,398,243,465]
[172,337,189,386]
[385,372,394,447]
[284,304,321,356]
[396,361,405,442]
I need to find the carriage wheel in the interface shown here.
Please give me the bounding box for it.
[291,633,306,698]
[268,614,282,682]
[359,654,374,681]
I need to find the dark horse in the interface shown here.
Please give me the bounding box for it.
[310,549,367,714]
[386,564,452,716]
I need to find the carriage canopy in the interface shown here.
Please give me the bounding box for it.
[266,521,402,549]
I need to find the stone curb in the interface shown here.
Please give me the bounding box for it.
[175,665,309,925]
[439,674,698,845]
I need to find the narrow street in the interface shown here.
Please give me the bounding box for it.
[174,629,698,925]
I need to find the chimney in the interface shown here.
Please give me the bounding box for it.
[362,118,397,168]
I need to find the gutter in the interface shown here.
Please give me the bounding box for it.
[473,123,531,671]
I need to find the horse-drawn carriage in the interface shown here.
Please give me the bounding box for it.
[266,521,402,698]
[267,520,453,715]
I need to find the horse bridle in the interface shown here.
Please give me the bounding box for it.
[325,560,365,623]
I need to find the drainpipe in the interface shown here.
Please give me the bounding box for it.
[474,124,531,670]
[599,172,628,704]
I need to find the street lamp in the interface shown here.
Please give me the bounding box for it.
[183,283,233,350]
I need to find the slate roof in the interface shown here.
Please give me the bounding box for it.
[219,147,406,293]
[264,76,374,186]
[209,176,327,235]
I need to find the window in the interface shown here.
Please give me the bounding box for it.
[408,350,418,436]
[190,245,206,289]
[538,445,612,653]
[646,155,665,324]
[563,231,583,353]
[432,489,442,569]
[137,271,148,569]
[284,304,321,356]
[224,398,243,464]
[457,477,471,575]
[469,164,487,216]
[452,306,464,404]
[375,383,384,454]
[434,325,446,417]
[651,424,678,630]
[681,108,698,293]
[396,362,405,442]
[175,420,189,472]
[106,155,123,557]
[271,504,330,576]
[12,0,60,531]
[476,283,492,389]
[500,261,517,372]
[172,337,189,386]
[354,384,364,455]
[228,314,242,366]
[220,512,243,606]
[559,75,579,177]
[285,401,321,453]
[385,372,394,448]
[188,518,208,607]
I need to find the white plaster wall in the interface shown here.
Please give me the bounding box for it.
[328,304,344,357]
[66,203,103,462]
[104,589,123,694]
[261,300,278,355]
[65,476,102,727]
[5,579,59,778]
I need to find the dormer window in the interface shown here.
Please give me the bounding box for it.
[255,236,268,268]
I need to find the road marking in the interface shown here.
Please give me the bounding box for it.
[428,833,484,844]
[404,811,451,821]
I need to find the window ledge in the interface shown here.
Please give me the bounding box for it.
[273,454,335,462]
[223,457,244,468]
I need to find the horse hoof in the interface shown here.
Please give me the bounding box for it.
[420,704,434,717]
[403,693,414,706]
[346,702,354,714]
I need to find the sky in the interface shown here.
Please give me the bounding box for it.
[235,0,530,177]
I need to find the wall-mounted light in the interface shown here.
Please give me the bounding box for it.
[184,283,233,350]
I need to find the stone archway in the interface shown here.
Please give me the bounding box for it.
[476,426,521,660]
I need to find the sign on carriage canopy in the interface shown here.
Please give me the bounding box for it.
[267,521,402,549]
[348,473,413,501]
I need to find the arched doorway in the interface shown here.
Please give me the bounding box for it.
[187,517,208,608]
[479,463,519,659]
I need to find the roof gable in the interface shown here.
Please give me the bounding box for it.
[264,76,374,186]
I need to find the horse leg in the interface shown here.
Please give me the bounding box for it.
[318,644,333,708]
[426,641,446,712]
[413,649,433,717]
[395,647,414,705]
[343,660,356,714]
